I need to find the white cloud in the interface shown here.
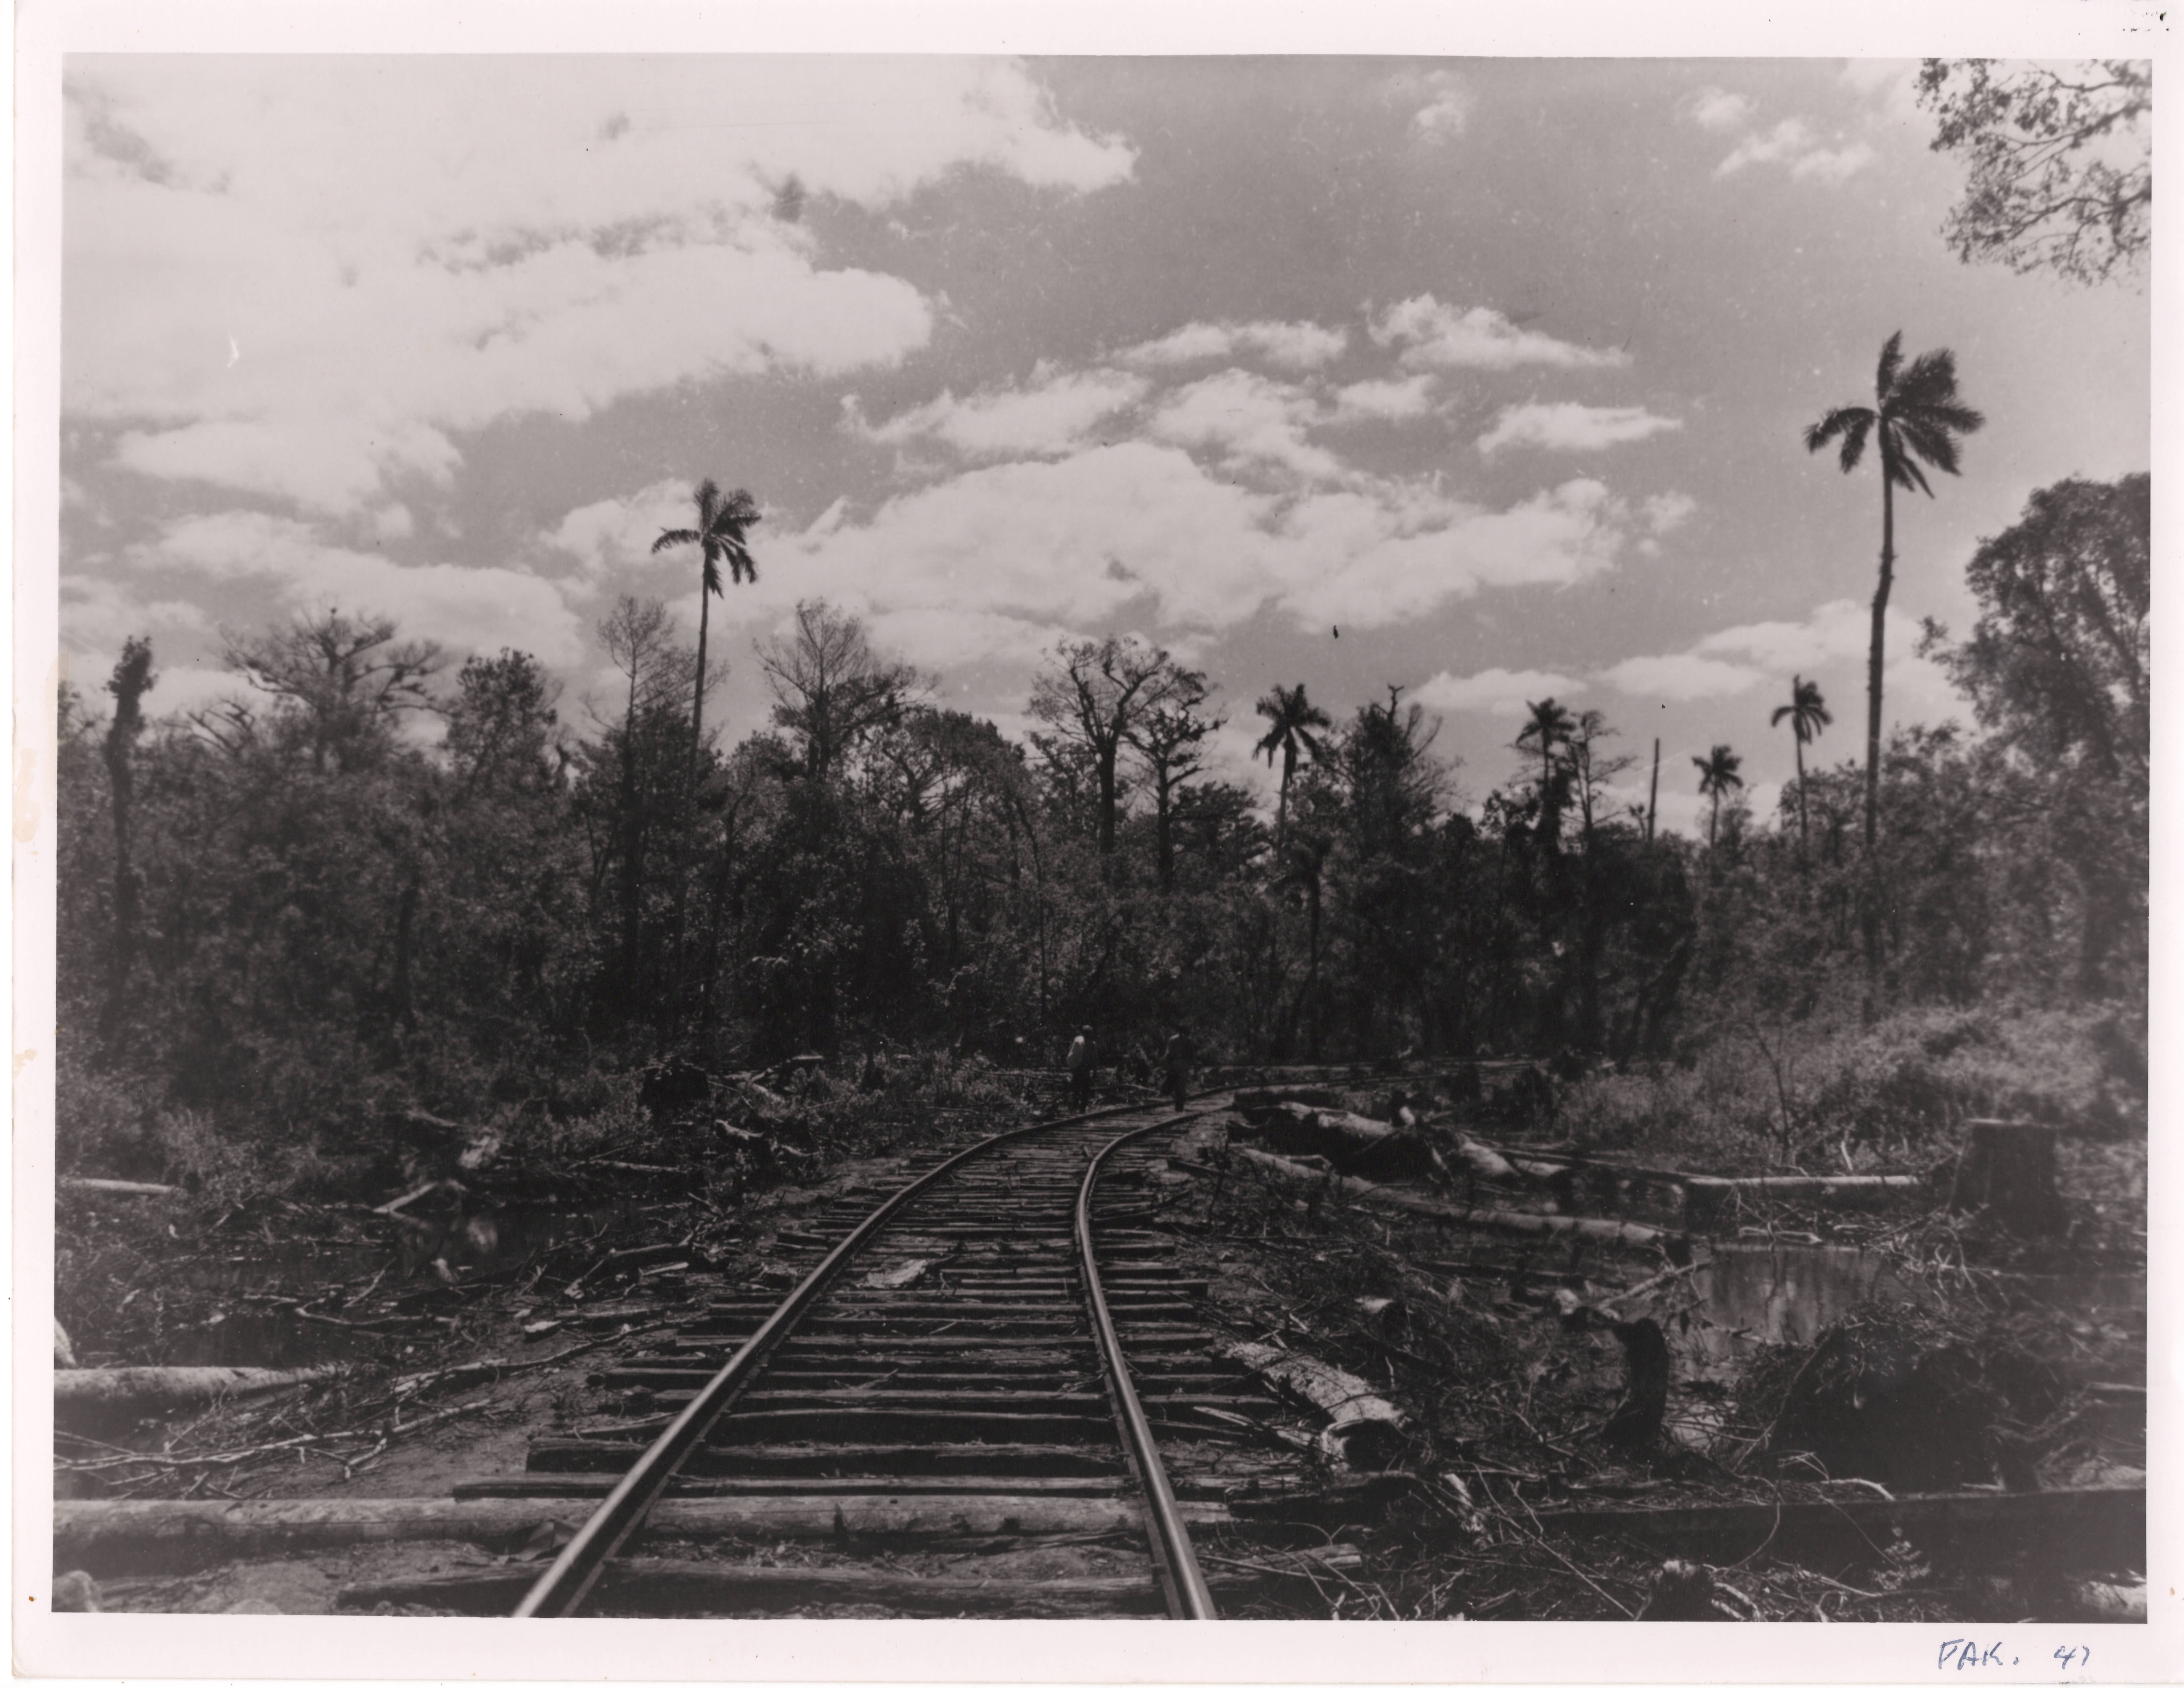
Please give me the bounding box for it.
[1416,667,1585,718]
[1643,492,1697,534]
[1602,598,1959,720]
[60,574,212,658]
[1477,402,1682,455]
[1688,86,1756,131]
[1371,296,1629,372]
[710,446,1655,647]
[1272,477,1631,629]
[1328,374,1440,423]
[544,479,709,592]
[1117,319,1349,372]
[1146,371,1345,483]
[65,59,1133,513]
[135,510,587,665]
[851,367,1147,459]
[1790,143,1879,184]
[1402,71,1472,145]
[1715,117,1875,184]
[1602,652,1765,700]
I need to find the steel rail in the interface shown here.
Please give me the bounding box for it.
[1076,1112,1218,1620]
[512,1096,1162,1618]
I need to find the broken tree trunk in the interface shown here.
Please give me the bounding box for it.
[1217,1339,1407,1468]
[55,1365,345,1423]
[1947,1119,2066,1236]
[1233,1146,1666,1246]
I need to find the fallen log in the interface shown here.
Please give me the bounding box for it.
[1218,1340,1407,1468]
[333,1559,1276,1617]
[1681,1173,1930,1229]
[1527,1482,2144,1572]
[55,1494,1239,1576]
[1233,1147,1666,1246]
[55,1364,346,1422]
[1243,1102,1438,1181]
[59,1177,183,1198]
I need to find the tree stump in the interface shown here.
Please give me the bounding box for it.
[1948,1119,2066,1235]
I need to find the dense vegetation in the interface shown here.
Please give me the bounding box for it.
[54,473,2147,1184]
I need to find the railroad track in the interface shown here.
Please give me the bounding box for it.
[323,1095,1327,1618]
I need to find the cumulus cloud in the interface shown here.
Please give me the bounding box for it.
[1687,86,1756,131]
[593,443,1662,665]
[65,58,1134,513]
[1643,492,1698,534]
[1415,666,1585,718]
[1714,117,1875,184]
[1395,70,1472,145]
[1600,651,1766,700]
[1116,319,1349,372]
[1328,374,1440,423]
[1371,296,1629,372]
[1602,598,1958,719]
[1146,370,1345,483]
[60,573,212,658]
[543,479,705,592]
[1477,402,1682,455]
[132,510,587,665]
[850,367,1147,460]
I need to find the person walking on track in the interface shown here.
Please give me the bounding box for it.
[1162,1028,1192,1108]
[1067,1026,1094,1106]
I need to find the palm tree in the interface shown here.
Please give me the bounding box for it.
[1516,697,1575,793]
[1516,696,1576,844]
[652,479,761,791]
[1253,682,1330,842]
[1771,675,1833,860]
[1693,744,1743,848]
[1805,333,1983,854]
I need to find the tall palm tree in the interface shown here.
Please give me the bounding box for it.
[1805,332,1983,854]
[1771,674,1833,860]
[652,479,761,791]
[1516,697,1575,794]
[1693,743,1744,848]
[1253,682,1330,842]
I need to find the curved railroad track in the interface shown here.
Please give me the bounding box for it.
[485,1097,1261,1618]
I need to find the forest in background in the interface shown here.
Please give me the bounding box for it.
[53,471,2147,1191]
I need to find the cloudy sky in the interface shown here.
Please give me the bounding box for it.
[59,55,2149,836]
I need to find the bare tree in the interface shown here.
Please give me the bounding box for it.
[223,610,443,775]
[1124,671,1222,891]
[1028,636,1197,859]
[759,599,925,782]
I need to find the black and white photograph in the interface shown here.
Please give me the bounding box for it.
[14,4,2171,1676]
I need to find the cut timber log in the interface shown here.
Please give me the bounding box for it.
[1948,1120,2066,1236]
[1528,1482,2143,1570]
[1233,1146,1665,1246]
[1218,1340,1407,1468]
[1681,1172,1930,1229]
[55,1365,345,1423]
[1244,1102,1438,1180]
[55,1495,1238,1576]
[334,1559,1278,1617]
[59,1177,182,1198]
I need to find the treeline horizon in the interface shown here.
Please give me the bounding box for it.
[53,471,2146,1170]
